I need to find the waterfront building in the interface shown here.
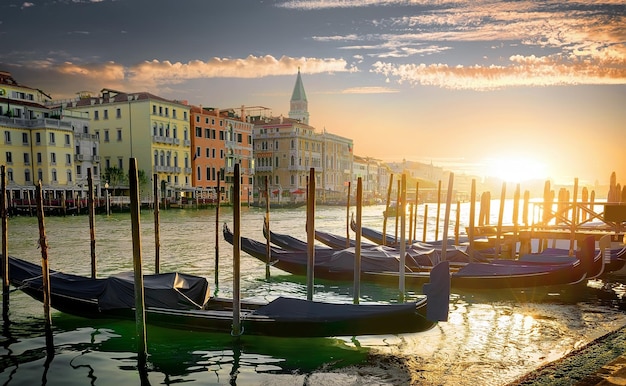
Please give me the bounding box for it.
[252,69,357,204]
[62,89,192,201]
[252,115,323,203]
[190,105,255,204]
[0,71,80,205]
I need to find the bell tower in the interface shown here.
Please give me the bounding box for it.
[288,67,309,125]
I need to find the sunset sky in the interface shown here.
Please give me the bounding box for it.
[1,0,624,186]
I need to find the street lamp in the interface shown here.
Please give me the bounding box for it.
[104,182,110,216]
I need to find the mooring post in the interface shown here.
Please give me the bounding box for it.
[394,179,400,244]
[353,177,362,304]
[440,173,454,262]
[435,180,442,241]
[35,182,52,330]
[422,204,429,242]
[153,174,160,274]
[129,159,148,369]
[232,164,242,337]
[382,174,393,246]
[468,179,476,261]
[215,171,220,291]
[264,176,270,281]
[306,168,315,301]
[1,166,9,322]
[87,168,97,278]
[399,174,407,301]
[345,181,351,248]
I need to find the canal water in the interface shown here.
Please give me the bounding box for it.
[0,203,625,385]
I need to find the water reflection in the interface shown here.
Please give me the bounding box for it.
[0,206,625,385]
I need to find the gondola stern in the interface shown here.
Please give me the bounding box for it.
[422,260,450,322]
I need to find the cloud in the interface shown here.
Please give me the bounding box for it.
[341,86,399,94]
[9,55,355,97]
[371,54,626,90]
[21,2,34,9]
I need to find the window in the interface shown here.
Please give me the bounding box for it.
[76,165,82,176]
[23,153,30,165]
[65,134,70,146]
[94,110,99,120]
[5,152,12,164]
[206,167,210,180]
[37,169,43,182]
[116,129,122,141]
[206,148,210,157]
[24,169,30,182]
[159,106,163,116]
[173,109,178,118]
[35,133,41,144]
[66,154,72,165]
[196,116,200,123]
[104,130,110,142]
[205,129,210,138]
[22,133,28,145]
[195,147,201,159]
[153,105,157,114]
[195,127,201,137]
[154,151,158,166]
[165,107,169,117]
[183,111,187,120]
[4,131,10,144]
[153,123,157,136]
[196,166,201,181]
[118,158,123,170]
[37,152,42,164]
[116,108,121,118]
[67,170,72,182]
[103,109,108,120]
[51,152,56,165]
[52,169,57,182]
[49,132,55,144]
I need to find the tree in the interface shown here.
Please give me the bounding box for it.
[103,166,126,196]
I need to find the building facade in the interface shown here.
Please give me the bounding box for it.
[0,71,82,205]
[190,105,254,204]
[64,89,192,201]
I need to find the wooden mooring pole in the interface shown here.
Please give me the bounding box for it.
[1,166,9,322]
[353,177,362,305]
[345,181,351,248]
[35,182,52,329]
[129,159,148,369]
[440,173,454,262]
[215,171,221,291]
[399,174,407,301]
[306,168,315,301]
[435,180,442,241]
[264,176,270,280]
[232,164,242,337]
[382,174,393,246]
[87,169,97,278]
[153,174,160,274]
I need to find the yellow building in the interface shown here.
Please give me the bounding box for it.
[65,89,192,201]
[0,71,81,208]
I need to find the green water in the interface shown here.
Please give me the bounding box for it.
[0,204,625,385]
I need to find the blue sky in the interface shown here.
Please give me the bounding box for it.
[1,0,624,186]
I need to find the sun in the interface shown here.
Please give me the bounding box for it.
[482,155,548,183]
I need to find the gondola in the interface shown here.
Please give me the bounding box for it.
[4,255,448,337]
[226,225,601,292]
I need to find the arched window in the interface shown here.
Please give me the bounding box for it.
[152,123,157,136]
[166,151,171,167]
[290,156,295,166]
[159,124,164,136]
[174,152,178,167]
[172,125,177,139]
[154,151,158,166]
[159,151,165,166]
